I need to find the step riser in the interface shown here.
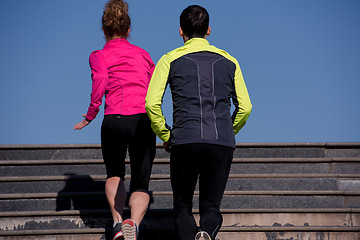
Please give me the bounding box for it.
[326,148,360,158]
[1,145,359,160]
[229,163,360,174]
[3,178,354,193]
[2,195,360,212]
[0,232,358,240]
[0,234,104,240]
[2,162,360,176]
[0,181,106,194]
[218,213,360,227]
[1,199,109,212]
[234,147,325,158]
[217,232,360,240]
[0,149,104,161]
[2,213,359,232]
[0,166,106,176]
[0,233,359,240]
[0,217,99,231]
[219,195,360,209]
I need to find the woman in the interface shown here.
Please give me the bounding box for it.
[74,1,156,239]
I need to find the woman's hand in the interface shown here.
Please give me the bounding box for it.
[73,115,90,130]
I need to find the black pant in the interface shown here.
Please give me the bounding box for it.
[170,143,234,240]
[101,113,156,193]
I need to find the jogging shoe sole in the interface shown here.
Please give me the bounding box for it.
[195,231,211,240]
[113,231,123,240]
[122,219,137,240]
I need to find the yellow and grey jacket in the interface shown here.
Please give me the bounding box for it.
[145,38,252,148]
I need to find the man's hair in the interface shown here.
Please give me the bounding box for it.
[180,5,209,39]
[102,0,131,39]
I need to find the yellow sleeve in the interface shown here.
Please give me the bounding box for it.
[145,55,171,142]
[232,60,252,134]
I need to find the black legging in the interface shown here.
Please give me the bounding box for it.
[101,113,156,193]
[170,143,234,240]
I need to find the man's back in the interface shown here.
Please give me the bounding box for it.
[145,38,252,148]
[169,51,237,147]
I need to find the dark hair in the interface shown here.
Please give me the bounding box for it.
[180,5,209,39]
[102,0,131,39]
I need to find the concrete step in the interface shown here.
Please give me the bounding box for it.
[233,143,360,158]
[1,143,359,160]
[0,228,359,240]
[1,174,360,193]
[2,158,360,177]
[2,157,360,165]
[2,208,360,230]
[2,162,360,176]
[217,231,360,240]
[229,161,360,174]
[1,209,360,240]
[1,191,360,212]
[1,143,359,240]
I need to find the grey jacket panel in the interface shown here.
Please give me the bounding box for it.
[168,51,237,148]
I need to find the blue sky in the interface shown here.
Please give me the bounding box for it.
[0,0,359,144]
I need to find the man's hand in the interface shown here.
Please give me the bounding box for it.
[73,115,90,130]
[163,141,171,153]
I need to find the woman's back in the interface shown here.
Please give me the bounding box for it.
[87,38,155,119]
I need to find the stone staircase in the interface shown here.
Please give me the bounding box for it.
[0,143,359,240]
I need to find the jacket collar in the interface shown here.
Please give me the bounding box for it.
[184,38,210,47]
[104,38,129,48]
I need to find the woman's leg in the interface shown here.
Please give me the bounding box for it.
[128,113,156,226]
[105,176,127,223]
[101,115,128,224]
[128,191,150,225]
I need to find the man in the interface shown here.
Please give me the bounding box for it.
[145,5,252,240]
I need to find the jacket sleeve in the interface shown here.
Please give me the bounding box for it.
[85,51,108,121]
[144,51,155,82]
[145,55,171,142]
[232,60,252,134]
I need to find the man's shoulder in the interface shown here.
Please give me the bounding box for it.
[158,42,239,67]
[163,45,189,61]
[207,44,239,64]
[155,45,186,67]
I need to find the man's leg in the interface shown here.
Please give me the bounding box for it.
[198,144,234,239]
[170,144,201,240]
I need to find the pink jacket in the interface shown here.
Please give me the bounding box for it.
[85,38,155,121]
